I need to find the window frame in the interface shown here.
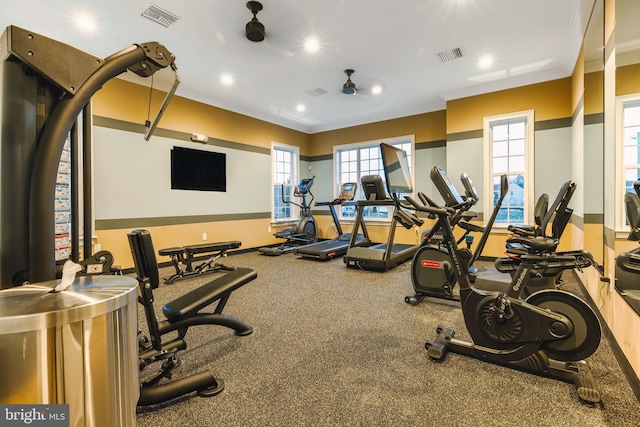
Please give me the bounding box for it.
[333,135,415,223]
[615,93,640,233]
[483,110,535,229]
[271,142,300,224]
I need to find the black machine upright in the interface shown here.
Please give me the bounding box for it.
[404,193,604,405]
[259,176,318,256]
[343,143,423,272]
[615,180,640,311]
[294,182,369,260]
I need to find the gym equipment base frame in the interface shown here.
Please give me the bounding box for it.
[426,326,601,405]
[405,194,603,406]
[158,241,241,284]
[129,230,256,406]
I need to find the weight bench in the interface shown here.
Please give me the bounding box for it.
[158,240,242,284]
[128,229,256,407]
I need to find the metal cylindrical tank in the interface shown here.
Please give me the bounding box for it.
[0,275,139,426]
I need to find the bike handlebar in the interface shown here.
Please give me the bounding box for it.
[404,195,449,216]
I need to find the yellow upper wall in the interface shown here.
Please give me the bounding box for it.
[446,78,573,134]
[94,77,583,157]
[92,78,310,154]
[308,110,447,156]
[617,63,640,96]
[585,71,604,115]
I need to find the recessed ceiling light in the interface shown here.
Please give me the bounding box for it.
[220,74,234,86]
[296,104,306,112]
[304,37,320,53]
[73,12,97,32]
[478,55,493,69]
[371,85,382,95]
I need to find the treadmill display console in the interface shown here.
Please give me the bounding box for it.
[339,182,357,201]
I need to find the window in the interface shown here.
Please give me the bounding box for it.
[616,95,640,230]
[334,135,414,220]
[483,111,534,228]
[272,143,299,223]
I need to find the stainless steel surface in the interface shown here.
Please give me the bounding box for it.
[0,275,139,426]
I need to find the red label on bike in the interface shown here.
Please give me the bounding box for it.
[421,261,440,268]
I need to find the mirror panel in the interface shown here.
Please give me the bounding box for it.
[583,0,604,266]
[615,0,640,314]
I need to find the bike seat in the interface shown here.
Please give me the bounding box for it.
[506,236,558,254]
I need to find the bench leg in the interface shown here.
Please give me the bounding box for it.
[194,252,235,274]
[163,313,254,336]
[164,253,190,284]
[165,252,236,284]
[138,371,224,406]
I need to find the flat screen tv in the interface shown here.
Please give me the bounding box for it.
[171,146,226,192]
[380,143,413,194]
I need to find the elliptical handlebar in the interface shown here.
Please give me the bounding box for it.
[281,176,315,210]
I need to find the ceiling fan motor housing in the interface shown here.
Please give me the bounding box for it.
[246,18,265,42]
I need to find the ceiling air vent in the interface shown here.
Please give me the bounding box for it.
[142,5,180,27]
[305,88,328,97]
[436,48,463,63]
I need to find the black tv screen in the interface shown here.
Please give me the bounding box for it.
[171,146,226,192]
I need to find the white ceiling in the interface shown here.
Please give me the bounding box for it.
[2,0,597,134]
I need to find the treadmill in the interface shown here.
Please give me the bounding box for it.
[343,143,423,272]
[294,182,369,260]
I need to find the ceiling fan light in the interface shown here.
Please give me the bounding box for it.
[342,83,357,95]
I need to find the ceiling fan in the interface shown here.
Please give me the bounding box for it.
[342,69,357,95]
[245,1,265,42]
[341,69,383,96]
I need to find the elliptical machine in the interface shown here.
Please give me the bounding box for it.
[404,192,603,405]
[259,176,317,256]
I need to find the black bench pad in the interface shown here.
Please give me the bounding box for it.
[158,247,185,256]
[163,267,257,321]
[158,241,242,257]
[185,241,241,255]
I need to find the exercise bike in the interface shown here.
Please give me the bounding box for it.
[615,180,640,311]
[406,168,517,305]
[259,176,317,256]
[404,193,603,405]
[407,167,576,306]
